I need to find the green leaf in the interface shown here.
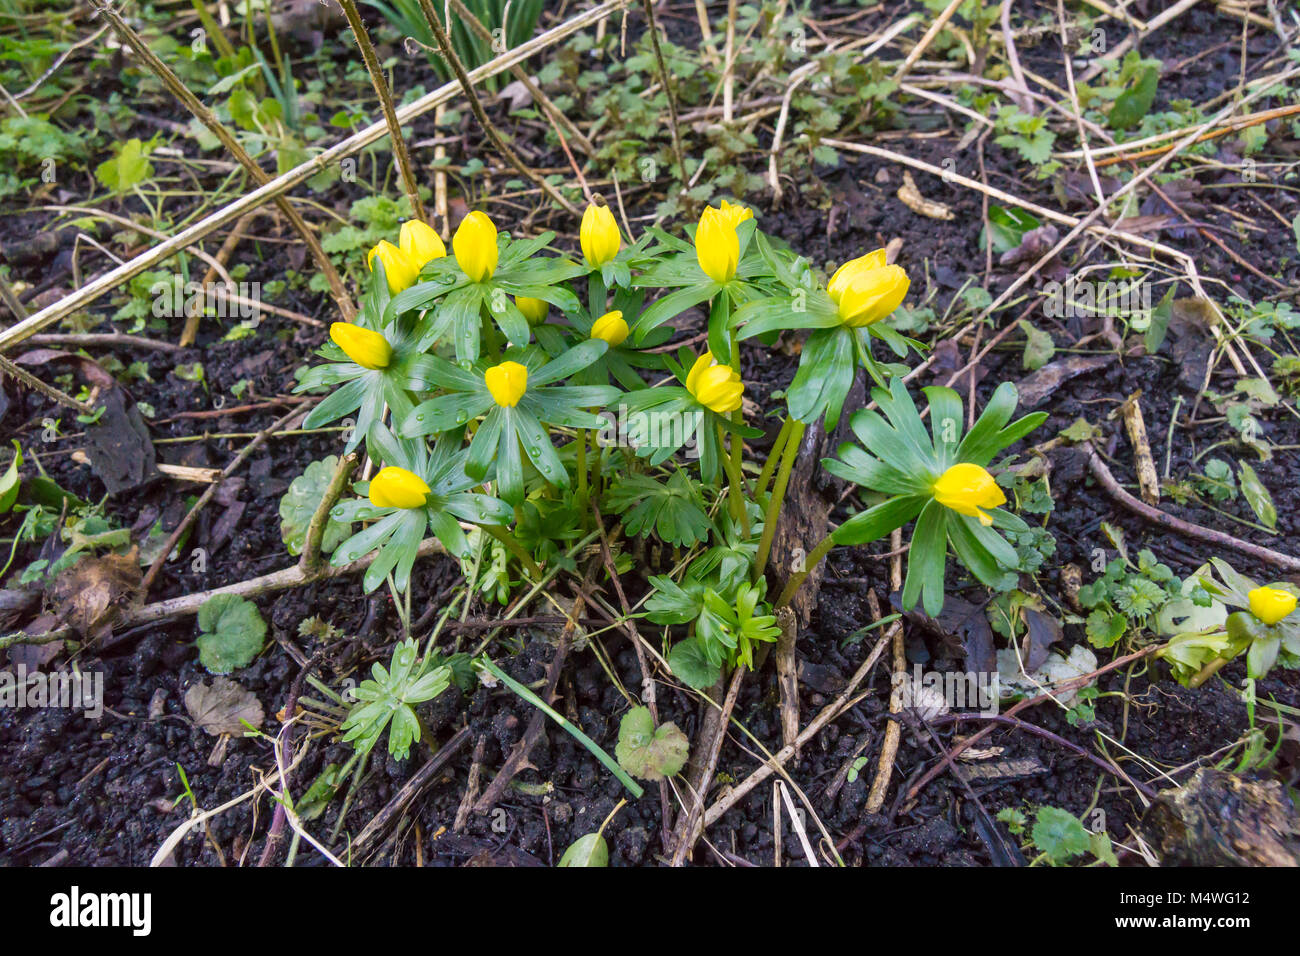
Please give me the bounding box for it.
[1109,65,1159,131]
[615,706,690,781]
[558,832,609,867]
[95,138,154,193]
[195,595,267,674]
[1237,462,1276,529]
[278,456,351,556]
[983,205,1040,255]
[1031,806,1091,863]
[667,636,720,690]
[1019,319,1055,370]
[0,441,21,514]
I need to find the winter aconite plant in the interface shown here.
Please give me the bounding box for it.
[294,199,1047,758]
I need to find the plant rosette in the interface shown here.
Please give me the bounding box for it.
[619,348,762,483]
[824,378,1046,616]
[384,216,585,361]
[399,339,620,505]
[295,297,423,453]
[330,424,513,593]
[731,245,920,428]
[630,205,782,364]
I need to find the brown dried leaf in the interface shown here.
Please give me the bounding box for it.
[184,677,264,737]
[48,550,142,638]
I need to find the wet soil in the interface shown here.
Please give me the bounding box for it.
[2,2,1298,866]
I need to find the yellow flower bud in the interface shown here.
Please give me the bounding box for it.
[580,202,621,268]
[712,199,753,230]
[686,351,744,415]
[1248,585,1297,626]
[453,210,499,282]
[367,240,421,294]
[694,207,739,284]
[369,466,431,510]
[516,296,549,326]
[399,219,446,268]
[932,463,1007,526]
[826,250,910,327]
[485,360,528,408]
[329,321,392,370]
[590,310,629,348]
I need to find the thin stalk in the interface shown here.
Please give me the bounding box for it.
[337,0,428,223]
[716,421,750,538]
[575,428,589,521]
[754,415,793,503]
[639,0,688,181]
[482,524,543,579]
[416,0,579,215]
[775,533,835,609]
[754,419,806,579]
[88,0,355,321]
[477,657,644,799]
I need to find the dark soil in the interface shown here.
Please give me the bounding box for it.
[2,2,1298,867]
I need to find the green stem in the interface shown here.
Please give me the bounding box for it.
[482,524,542,579]
[716,421,750,538]
[477,657,644,799]
[576,427,589,521]
[754,419,806,580]
[775,532,836,609]
[754,415,793,503]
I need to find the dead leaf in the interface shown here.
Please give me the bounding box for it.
[1021,607,1063,673]
[48,550,142,639]
[897,171,953,220]
[80,387,159,495]
[184,677,264,737]
[1015,354,1112,408]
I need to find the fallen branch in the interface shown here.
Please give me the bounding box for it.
[1086,444,1300,572]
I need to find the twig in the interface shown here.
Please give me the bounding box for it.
[445,0,594,154]
[88,0,356,321]
[299,453,358,576]
[0,1,626,352]
[338,0,428,223]
[351,726,473,854]
[893,0,965,85]
[639,0,688,181]
[1085,444,1300,571]
[865,545,904,813]
[0,352,94,416]
[670,663,748,865]
[140,405,310,596]
[416,0,579,215]
[25,332,185,353]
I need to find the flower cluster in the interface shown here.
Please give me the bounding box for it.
[297,195,1046,699]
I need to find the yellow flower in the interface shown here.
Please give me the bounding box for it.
[826,249,910,327]
[329,322,392,370]
[590,310,629,348]
[399,219,446,267]
[516,296,549,326]
[367,240,420,294]
[580,202,621,268]
[369,466,431,510]
[686,351,744,414]
[932,463,1007,526]
[485,360,528,408]
[711,199,753,230]
[1248,586,1296,626]
[453,210,499,282]
[695,207,739,284]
